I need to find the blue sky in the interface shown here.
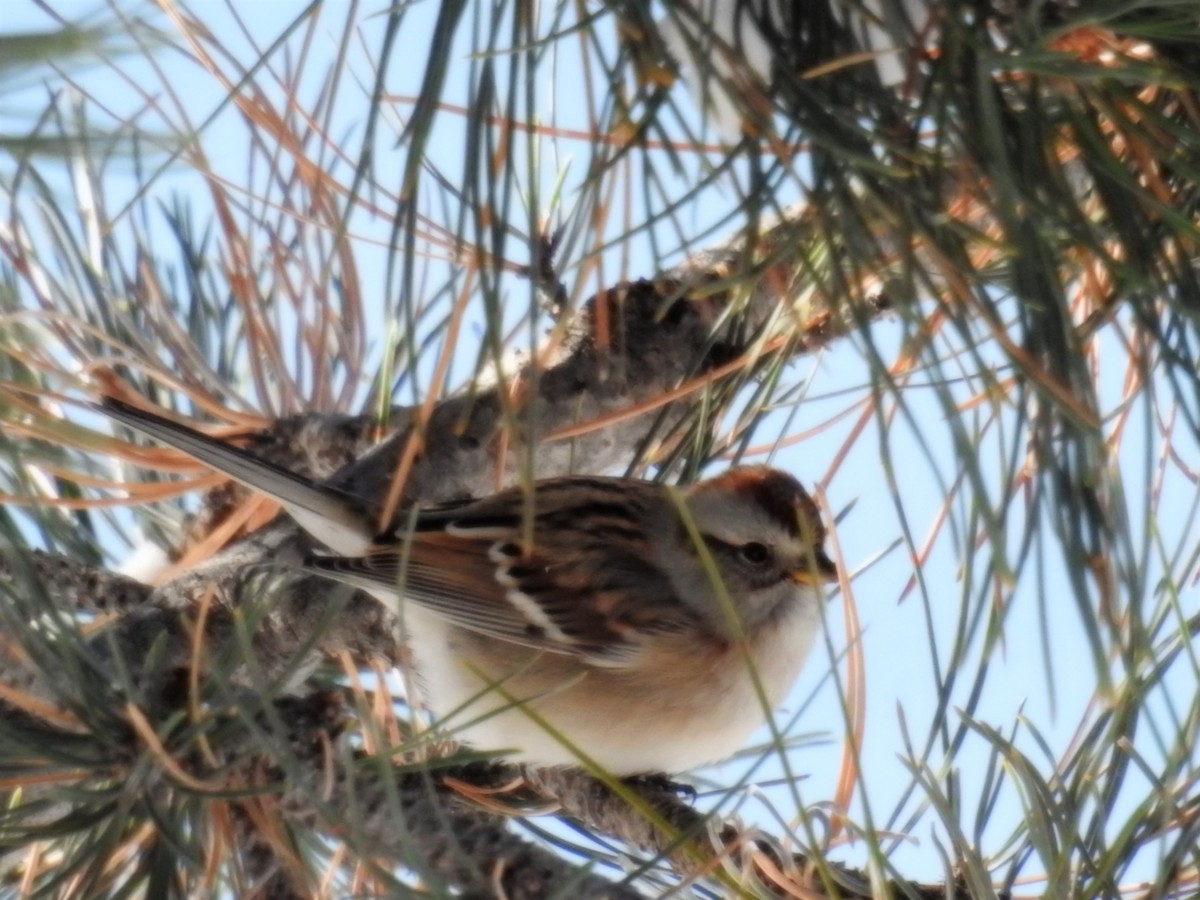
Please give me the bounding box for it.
[4,0,1196,889]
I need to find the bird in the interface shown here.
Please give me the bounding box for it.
[658,0,934,140]
[95,397,838,775]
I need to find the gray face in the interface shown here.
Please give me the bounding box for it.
[652,471,832,637]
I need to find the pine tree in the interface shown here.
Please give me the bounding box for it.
[2,3,1197,896]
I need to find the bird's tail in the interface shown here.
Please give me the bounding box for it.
[94,398,374,555]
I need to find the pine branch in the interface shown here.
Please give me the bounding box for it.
[0,208,901,894]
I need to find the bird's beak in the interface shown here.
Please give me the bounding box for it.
[788,550,839,586]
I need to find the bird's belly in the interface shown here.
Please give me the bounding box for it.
[402,603,819,775]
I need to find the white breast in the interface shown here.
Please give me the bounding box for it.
[398,587,823,775]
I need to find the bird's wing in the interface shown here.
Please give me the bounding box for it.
[96,398,694,664]
[95,398,374,555]
[309,478,694,664]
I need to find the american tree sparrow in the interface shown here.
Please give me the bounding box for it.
[660,0,934,139]
[96,399,837,775]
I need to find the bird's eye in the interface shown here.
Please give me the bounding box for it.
[739,542,771,565]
